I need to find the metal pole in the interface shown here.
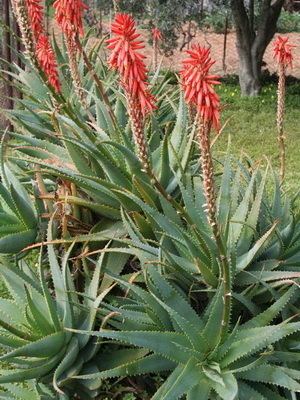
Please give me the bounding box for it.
[222,12,228,74]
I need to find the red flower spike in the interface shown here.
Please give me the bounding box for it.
[53,0,87,37]
[152,28,162,41]
[180,44,221,129]
[26,0,44,40]
[36,35,61,93]
[273,36,296,69]
[106,13,156,115]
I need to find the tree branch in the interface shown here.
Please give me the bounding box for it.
[249,0,254,34]
[251,0,284,79]
[230,0,253,49]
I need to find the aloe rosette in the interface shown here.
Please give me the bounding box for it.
[69,265,300,399]
[0,216,129,398]
[0,138,38,254]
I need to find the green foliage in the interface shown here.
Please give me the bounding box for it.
[0,219,129,398]
[71,269,300,399]
[277,10,300,33]
[0,138,38,254]
[119,0,146,15]
[203,10,233,34]
[145,0,203,53]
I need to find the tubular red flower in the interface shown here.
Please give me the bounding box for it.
[36,35,61,93]
[26,0,44,40]
[106,13,156,115]
[273,36,296,69]
[53,0,87,37]
[180,44,221,129]
[152,28,162,41]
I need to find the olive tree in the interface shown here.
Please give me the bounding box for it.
[230,0,284,96]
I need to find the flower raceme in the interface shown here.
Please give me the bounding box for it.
[273,36,295,184]
[26,0,44,40]
[180,44,221,129]
[152,28,162,41]
[53,0,87,37]
[106,13,156,115]
[152,27,162,70]
[36,36,61,94]
[273,36,296,69]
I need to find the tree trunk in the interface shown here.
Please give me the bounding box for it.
[231,0,284,96]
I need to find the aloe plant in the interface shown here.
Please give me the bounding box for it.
[0,136,38,254]
[1,7,300,399]
[0,215,129,398]
[68,265,300,400]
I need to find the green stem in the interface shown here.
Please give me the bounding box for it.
[212,224,231,341]
[198,121,231,342]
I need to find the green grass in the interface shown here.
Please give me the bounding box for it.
[214,82,300,196]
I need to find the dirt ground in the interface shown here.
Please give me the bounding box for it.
[49,16,300,78]
[151,31,300,77]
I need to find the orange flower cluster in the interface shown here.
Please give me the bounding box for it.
[273,36,296,69]
[152,28,162,41]
[106,13,156,115]
[36,36,61,93]
[26,0,44,40]
[53,0,87,37]
[180,44,221,129]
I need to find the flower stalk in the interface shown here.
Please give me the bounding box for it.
[11,0,36,63]
[277,62,285,184]
[273,36,295,184]
[152,27,162,70]
[181,44,231,340]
